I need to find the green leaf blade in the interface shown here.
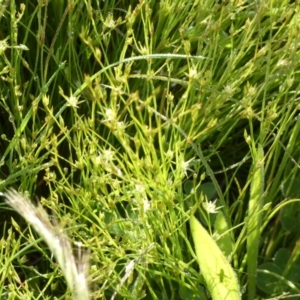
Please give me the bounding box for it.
[247,144,264,300]
[190,215,240,300]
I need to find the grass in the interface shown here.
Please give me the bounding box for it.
[1,0,300,299]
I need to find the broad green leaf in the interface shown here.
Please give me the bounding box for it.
[275,248,300,283]
[190,215,240,300]
[199,182,216,200]
[257,263,283,294]
[257,248,300,297]
[280,201,300,231]
[183,181,216,200]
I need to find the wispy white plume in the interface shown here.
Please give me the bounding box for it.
[3,189,90,300]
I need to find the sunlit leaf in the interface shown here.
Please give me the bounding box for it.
[190,215,240,300]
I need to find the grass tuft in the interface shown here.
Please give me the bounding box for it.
[1,0,300,299]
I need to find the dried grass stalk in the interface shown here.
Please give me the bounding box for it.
[3,189,90,300]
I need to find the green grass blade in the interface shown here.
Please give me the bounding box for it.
[1,61,66,161]
[190,215,240,300]
[247,144,264,300]
[214,211,234,260]
[73,53,205,97]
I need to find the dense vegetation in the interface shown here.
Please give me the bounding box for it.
[1,0,300,299]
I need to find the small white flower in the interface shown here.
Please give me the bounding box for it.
[93,149,115,165]
[166,150,174,159]
[276,59,287,67]
[167,178,173,185]
[203,199,223,214]
[93,155,102,165]
[181,157,195,177]
[115,168,123,177]
[104,14,116,28]
[188,68,198,79]
[67,95,79,108]
[103,149,114,161]
[143,199,150,212]
[105,108,117,121]
[135,184,145,193]
[224,85,235,95]
[59,87,81,108]
[117,121,125,129]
